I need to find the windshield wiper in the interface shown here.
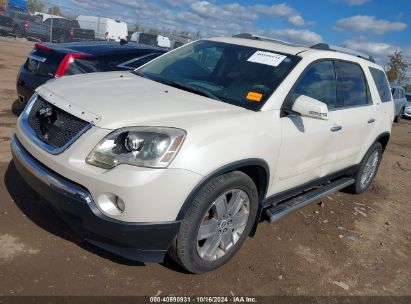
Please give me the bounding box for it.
[131,73,222,102]
[131,70,145,78]
[167,82,222,101]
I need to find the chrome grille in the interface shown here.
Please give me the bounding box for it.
[22,95,91,154]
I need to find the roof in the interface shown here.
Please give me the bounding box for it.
[207,37,309,56]
[40,41,166,56]
[209,34,378,66]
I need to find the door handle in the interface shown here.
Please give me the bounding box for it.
[368,118,375,124]
[331,125,342,132]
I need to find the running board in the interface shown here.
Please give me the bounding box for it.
[265,177,355,223]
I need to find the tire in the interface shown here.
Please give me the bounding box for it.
[169,171,258,274]
[345,142,383,194]
[394,108,404,123]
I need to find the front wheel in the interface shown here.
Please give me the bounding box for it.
[169,171,258,273]
[346,142,383,194]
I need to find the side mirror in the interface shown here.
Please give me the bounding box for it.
[292,95,329,120]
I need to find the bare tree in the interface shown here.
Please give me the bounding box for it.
[148,28,161,35]
[28,0,44,12]
[386,51,409,85]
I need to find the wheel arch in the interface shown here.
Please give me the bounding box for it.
[375,132,390,152]
[175,159,270,222]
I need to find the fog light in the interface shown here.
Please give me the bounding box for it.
[97,193,125,215]
[115,196,125,212]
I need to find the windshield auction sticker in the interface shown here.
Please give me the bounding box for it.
[246,92,263,102]
[247,51,287,67]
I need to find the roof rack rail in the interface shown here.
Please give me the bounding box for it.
[311,43,375,63]
[232,33,305,47]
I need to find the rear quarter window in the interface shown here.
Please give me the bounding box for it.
[369,67,391,103]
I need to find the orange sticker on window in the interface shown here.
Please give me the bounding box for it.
[246,92,263,102]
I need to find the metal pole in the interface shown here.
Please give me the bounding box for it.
[97,16,100,41]
[49,6,54,43]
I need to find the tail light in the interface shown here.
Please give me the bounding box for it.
[55,53,88,78]
[105,32,108,41]
[34,43,52,51]
[23,21,29,29]
[69,27,74,37]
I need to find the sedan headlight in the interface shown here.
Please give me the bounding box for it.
[86,127,186,169]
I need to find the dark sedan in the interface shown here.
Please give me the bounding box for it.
[16,41,166,105]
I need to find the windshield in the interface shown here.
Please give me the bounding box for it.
[136,40,300,110]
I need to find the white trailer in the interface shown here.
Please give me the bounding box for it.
[76,15,128,42]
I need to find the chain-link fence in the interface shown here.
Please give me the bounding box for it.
[2,0,197,50]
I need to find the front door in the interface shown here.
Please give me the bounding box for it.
[271,60,340,194]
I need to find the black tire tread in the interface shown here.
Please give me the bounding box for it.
[168,171,258,273]
[345,142,382,194]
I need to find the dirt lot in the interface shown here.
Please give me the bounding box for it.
[0,37,410,297]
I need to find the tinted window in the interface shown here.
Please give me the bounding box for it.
[369,67,391,103]
[406,94,411,102]
[335,61,368,107]
[288,61,336,109]
[25,48,65,77]
[66,53,151,74]
[391,88,400,99]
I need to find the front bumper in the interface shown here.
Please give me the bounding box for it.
[11,135,181,262]
[404,108,411,118]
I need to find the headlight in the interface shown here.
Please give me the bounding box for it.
[86,127,186,169]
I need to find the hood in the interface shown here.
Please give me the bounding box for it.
[36,71,245,130]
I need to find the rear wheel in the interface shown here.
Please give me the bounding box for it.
[346,142,382,194]
[169,171,258,273]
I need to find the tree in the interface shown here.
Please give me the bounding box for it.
[48,6,62,16]
[386,51,409,86]
[28,0,44,13]
[148,28,161,35]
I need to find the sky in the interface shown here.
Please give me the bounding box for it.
[44,0,410,72]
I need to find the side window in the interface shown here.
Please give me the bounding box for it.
[288,60,336,109]
[335,61,368,108]
[369,68,391,103]
[392,88,399,99]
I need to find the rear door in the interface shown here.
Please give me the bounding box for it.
[329,60,377,170]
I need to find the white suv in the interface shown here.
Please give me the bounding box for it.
[12,34,394,273]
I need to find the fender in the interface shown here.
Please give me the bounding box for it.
[175,158,270,221]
